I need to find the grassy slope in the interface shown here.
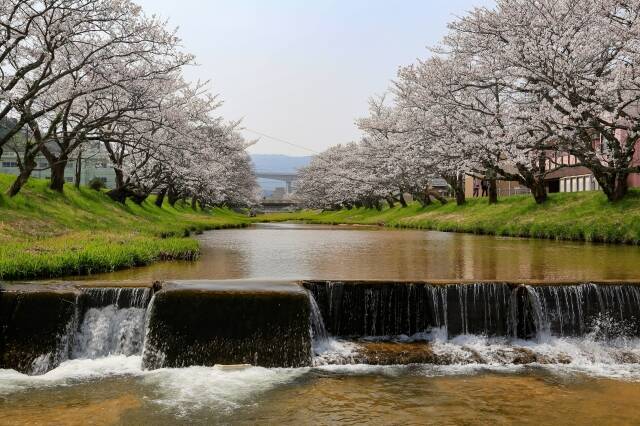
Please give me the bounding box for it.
[256,190,640,244]
[0,173,250,280]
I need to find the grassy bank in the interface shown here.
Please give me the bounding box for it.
[0,174,250,280]
[256,190,640,244]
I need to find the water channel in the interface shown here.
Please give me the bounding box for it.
[3,223,640,424]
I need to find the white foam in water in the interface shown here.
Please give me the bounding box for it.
[143,366,306,416]
[73,306,147,359]
[0,355,143,394]
[0,357,305,417]
[310,324,640,380]
[312,338,359,366]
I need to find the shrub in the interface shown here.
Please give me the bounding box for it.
[88,177,106,191]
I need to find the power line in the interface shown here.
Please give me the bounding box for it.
[243,128,320,155]
[243,127,380,187]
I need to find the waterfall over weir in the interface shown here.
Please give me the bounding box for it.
[72,287,152,359]
[4,280,640,374]
[303,281,640,340]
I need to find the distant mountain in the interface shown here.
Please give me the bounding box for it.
[250,154,312,173]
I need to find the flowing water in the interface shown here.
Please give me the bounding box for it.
[4,223,640,424]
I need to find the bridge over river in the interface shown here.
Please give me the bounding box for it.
[255,171,299,194]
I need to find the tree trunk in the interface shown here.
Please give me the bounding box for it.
[398,193,408,207]
[386,196,395,208]
[49,157,68,192]
[106,169,129,203]
[7,158,36,197]
[155,188,167,208]
[191,197,198,210]
[74,150,82,189]
[167,186,180,207]
[130,192,149,205]
[114,168,126,189]
[414,191,431,207]
[443,173,466,206]
[454,174,466,206]
[531,180,547,204]
[598,172,629,202]
[106,187,129,203]
[488,177,498,204]
[427,188,448,205]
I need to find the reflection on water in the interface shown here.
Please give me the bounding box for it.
[85,222,640,281]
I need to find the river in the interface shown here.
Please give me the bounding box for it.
[2,223,640,424]
[84,222,640,281]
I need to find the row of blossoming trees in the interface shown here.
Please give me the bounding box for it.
[296,0,640,210]
[0,0,259,208]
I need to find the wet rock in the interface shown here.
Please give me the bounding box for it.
[353,341,438,365]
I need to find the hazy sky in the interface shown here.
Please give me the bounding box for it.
[135,0,494,156]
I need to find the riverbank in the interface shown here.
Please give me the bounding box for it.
[256,190,640,244]
[0,174,250,280]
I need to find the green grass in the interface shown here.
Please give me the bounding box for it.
[0,173,250,280]
[255,190,640,245]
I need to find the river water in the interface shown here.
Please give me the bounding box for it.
[84,223,640,281]
[3,223,640,424]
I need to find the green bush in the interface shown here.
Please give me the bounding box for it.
[88,177,106,191]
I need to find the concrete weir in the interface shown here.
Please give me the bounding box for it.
[0,283,80,373]
[3,279,640,374]
[142,280,312,369]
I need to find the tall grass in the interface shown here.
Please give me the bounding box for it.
[256,190,640,245]
[0,174,250,280]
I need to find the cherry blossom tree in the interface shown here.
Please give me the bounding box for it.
[1,0,258,206]
[449,0,640,201]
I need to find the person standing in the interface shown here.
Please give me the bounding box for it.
[481,179,488,197]
[473,178,480,197]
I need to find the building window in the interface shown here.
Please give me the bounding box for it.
[2,161,18,168]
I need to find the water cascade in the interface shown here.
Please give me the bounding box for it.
[304,281,640,340]
[520,284,640,338]
[4,280,640,375]
[308,290,328,344]
[72,287,152,359]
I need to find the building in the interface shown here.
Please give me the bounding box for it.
[463,132,640,197]
[543,132,640,193]
[0,144,117,188]
[543,153,601,193]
